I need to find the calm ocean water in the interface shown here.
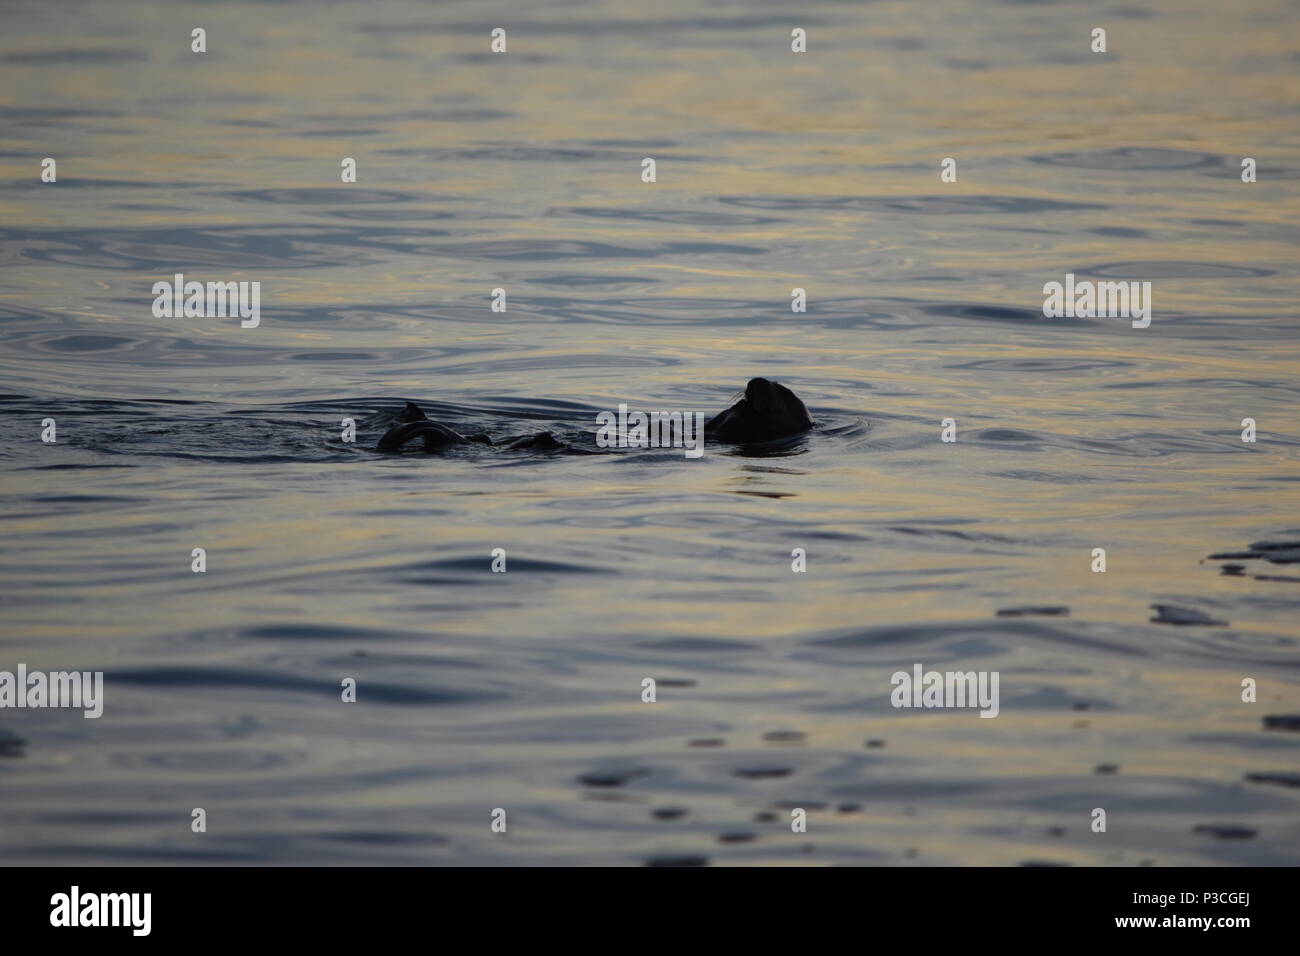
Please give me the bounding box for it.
[1,0,1298,865]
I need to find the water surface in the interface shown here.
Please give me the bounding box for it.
[1,0,1298,865]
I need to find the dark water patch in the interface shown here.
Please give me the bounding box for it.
[324,209,456,222]
[1249,539,1300,557]
[0,225,434,270]
[234,623,420,642]
[949,358,1130,372]
[1079,261,1274,279]
[14,463,137,472]
[644,855,708,867]
[1263,715,1300,732]
[396,555,611,578]
[1089,227,1148,238]
[443,52,556,65]
[805,618,1144,659]
[1247,539,1300,550]
[1150,604,1227,626]
[0,106,124,126]
[971,428,1041,443]
[381,145,700,163]
[35,811,180,827]
[111,749,296,774]
[578,139,681,149]
[30,844,274,864]
[769,800,828,811]
[578,767,651,788]
[718,831,757,843]
[27,494,136,505]
[1026,147,1230,171]
[732,767,793,779]
[319,652,487,674]
[310,108,515,123]
[831,779,987,799]
[762,730,806,744]
[434,352,675,375]
[523,274,659,288]
[414,239,765,261]
[720,194,1104,215]
[997,606,1069,617]
[547,206,781,226]
[451,713,695,746]
[1107,379,1300,398]
[1,47,146,64]
[0,178,207,190]
[635,637,758,652]
[40,334,139,353]
[651,807,688,820]
[889,525,1018,544]
[1192,824,1256,839]
[1007,687,1110,711]
[294,128,382,138]
[1185,733,1300,751]
[285,351,378,362]
[0,730,27,758]
[111,666,498,705]
[226,188,421,205]
[317,830,448,846]
[1244,773,1300,789]
[924,302,1088,326]
[642,511,798,530]
[994,469,1111,486]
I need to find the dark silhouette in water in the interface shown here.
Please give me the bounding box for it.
[705,378,814,444]
[375,401,567,453]
[375,402,493,453]
[375,378,814,453]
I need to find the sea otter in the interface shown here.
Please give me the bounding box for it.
[704,378,814,444]
[375,379,813,453]
[376,401,562,452]
[375,402,493,453]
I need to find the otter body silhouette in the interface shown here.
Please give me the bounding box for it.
[375,379,813,453]
[375,402,493,453]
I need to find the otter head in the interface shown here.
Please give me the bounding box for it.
[706,378,813,443]
[399,401,428,423]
